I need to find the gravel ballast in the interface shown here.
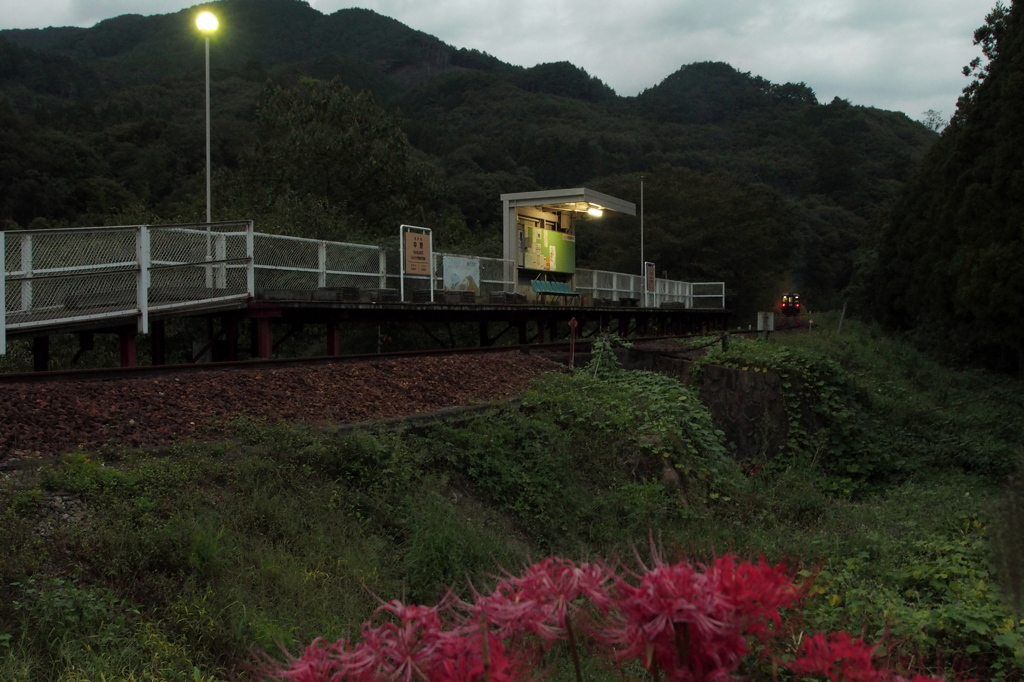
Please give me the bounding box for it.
[0,352,564,467]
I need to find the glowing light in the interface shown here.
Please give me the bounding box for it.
[587,207,604,217]
[196,11,218,32]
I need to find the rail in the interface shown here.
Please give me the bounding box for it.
[1,222,727,354]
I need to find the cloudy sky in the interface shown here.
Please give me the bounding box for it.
[0,0,996,121]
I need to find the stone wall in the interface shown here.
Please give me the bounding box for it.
[617,349,789,461]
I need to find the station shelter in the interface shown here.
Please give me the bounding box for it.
[500,188,636,302]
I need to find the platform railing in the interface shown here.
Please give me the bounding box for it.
[2,222,726,355]
[1,222,255,354]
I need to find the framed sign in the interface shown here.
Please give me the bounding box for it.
[405,231,431,276]
[645,262,656,293]
[400,225,434,303]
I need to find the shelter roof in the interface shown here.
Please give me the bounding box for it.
[500,188,636,217]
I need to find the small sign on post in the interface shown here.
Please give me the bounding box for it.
[644,261,656,308]
[400,225,433,303]
[645,262,656,292]
[405,231,431,275]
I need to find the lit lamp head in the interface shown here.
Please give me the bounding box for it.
[586,205,604,217]
[196,11,218,32]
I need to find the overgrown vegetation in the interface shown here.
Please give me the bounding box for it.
[1,321,1023,680]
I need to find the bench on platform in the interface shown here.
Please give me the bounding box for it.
[530,280,580,305]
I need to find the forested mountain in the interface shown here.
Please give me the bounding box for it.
[0,0,939,314]
[871,0,1024,372]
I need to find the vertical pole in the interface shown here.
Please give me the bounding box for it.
[120,328,137,368]
[326,323,340,356]
[318,241,327,289]
[399,226,405,302]
[204,35,213,288]
[256,318,272,358]
[136,225,150,335]
[20,233,31,312]
[33,335,49,372]
[214,233,226,289]
[224,317,238,360]
[246,222,255,298]
[0,230,5,355]
[205,35,212,226]
[150,320,166,366]
[640,175,644,278]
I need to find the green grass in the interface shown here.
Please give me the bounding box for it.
[1,317,1022,680]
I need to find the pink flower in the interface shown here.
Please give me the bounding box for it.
[788,632,883,682]
[705,555,800,645]
[599,554,798,682]
[427,630,521,682]
[468,558,613,642]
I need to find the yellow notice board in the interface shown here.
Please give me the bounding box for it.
[405,232,431,276]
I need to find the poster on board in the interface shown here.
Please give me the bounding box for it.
[521,224,575,274]
[646,262,656,292]
[443,256,480,292]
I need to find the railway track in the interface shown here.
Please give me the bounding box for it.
[0,332,739,385]
[0,320,817,385]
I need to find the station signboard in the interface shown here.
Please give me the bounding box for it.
[405,231,431,276]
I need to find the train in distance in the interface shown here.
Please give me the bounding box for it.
[780,292,802,317]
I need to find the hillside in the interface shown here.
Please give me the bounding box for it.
[1,321,1022,680]
[0,0,938,313]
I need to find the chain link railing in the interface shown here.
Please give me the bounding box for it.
[1,222,254,353]
[2,223,726,355]
[691,282,726,309]
[427,254,515,302]
[253,234,387,293]
[574,269,724,308]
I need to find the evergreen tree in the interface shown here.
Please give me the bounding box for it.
[875,0,1024,371]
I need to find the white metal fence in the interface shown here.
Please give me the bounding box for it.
[1,223,727,355]
[574,269,725,309]
[1,222,254,354]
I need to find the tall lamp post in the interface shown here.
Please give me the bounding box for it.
[639,175,645,304]
[196,11,218,226]
[639,175,645,276]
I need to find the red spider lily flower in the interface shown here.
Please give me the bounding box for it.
[343,601,456,682]
[601,559,742,681]
[468,558,614,642]
[268,637,358,682]
[705,555,801,644]
[788,632,884,682]
[428,629,523,682]
[599,554,799,682]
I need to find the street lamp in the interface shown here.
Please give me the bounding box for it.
[640,174,646,307]
[639,175,645,276]
[196,11,218,225]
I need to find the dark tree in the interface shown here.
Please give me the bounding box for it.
[875,0,1024,371]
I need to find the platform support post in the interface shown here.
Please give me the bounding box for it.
[224,317,239,361]
[33,335,49,372]
[119,328,137,367]
[255,318,273,359]
[326,323,341,356]
[150,321,166,365]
